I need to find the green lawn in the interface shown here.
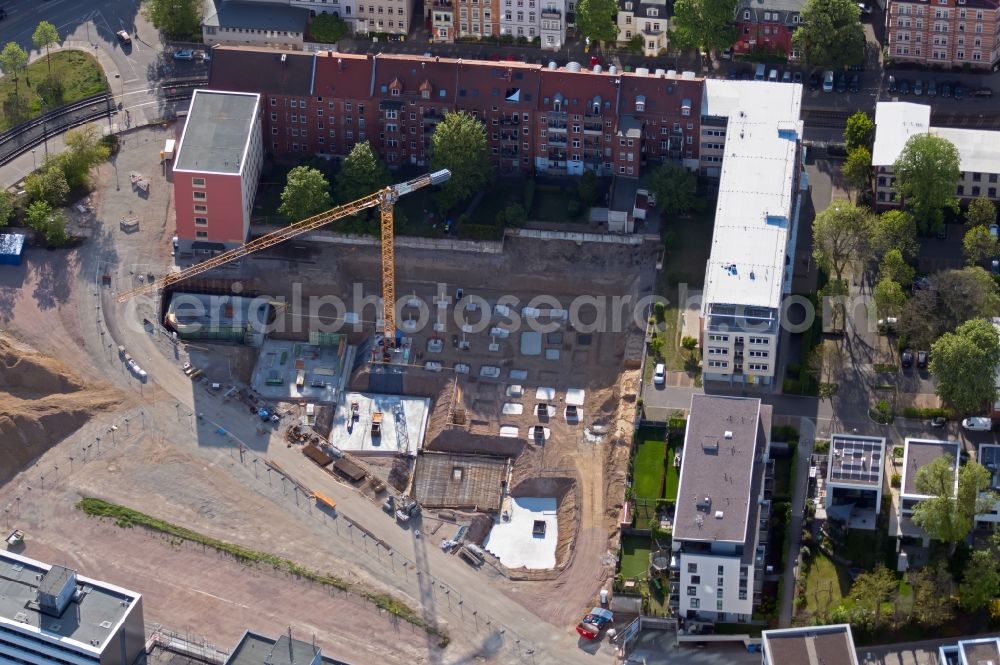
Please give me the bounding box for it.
[634,438,666,500]
[530,187,578,222]
[802,552,851,619]
[664,433,682,501]
[772,457,792,500]
[467,180,522,225]
[620,535,652,579]
[0,50,108,131]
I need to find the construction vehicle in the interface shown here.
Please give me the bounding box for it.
[395,495,421,523]
[115,170,452,349]
[371,411,383,437]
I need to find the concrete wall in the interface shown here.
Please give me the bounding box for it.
[175,170,246,246]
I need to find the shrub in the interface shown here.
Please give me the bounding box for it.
[813,439,831,454]
[310,13,349,42]
[681,336,697,350]
[893,446,904,458]
[786,362,802,375]
[891,472,901,488]
[900,406,953,419]
[783,379,801,394]
[667,416,687,432]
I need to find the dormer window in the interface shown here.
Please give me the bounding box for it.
[648,8,657,16]
[391,88,400,96]
[624,1,633,9]
[744,9,750,18]
[635,95,645,112]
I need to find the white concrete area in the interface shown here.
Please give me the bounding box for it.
[535,387,556,400]
[485,497,558,570]
[329,392,430,455]
[566,388,586,406]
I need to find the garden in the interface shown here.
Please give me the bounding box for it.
[0,49,107,131]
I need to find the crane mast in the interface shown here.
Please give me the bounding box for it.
[116,169,451,350]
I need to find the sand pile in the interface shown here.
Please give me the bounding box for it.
[0,336,122,484]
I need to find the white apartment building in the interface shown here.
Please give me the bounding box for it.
[762,625,860,665]
[669,394,772,622]
[354,0,412,34]
[500,0,539,41]
[539,1,566,49]
[699,80,804,387]
[0,551,146,665]
[873,101,1000,206]
[616,0,669,57]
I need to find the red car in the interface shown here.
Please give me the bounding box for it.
[575,607,613,640]
[505,54,516,61]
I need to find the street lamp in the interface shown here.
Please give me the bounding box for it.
[30,149,36,170]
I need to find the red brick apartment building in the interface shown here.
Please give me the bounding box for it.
[886,0,1000,69]
[732,0,804,59]
[207,47,705,179]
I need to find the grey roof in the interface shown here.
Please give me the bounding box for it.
[38,564,73,598]
[617,115,642,139]
[740,0,804,20]
[204,0,309,32]
[902,438,960,497]
[0,551,140,653]
[226,631,350,665]
[960,638,1000,665]
[208,47,315,96]
[979,444,1000,490]
[828,434,885,488]
[0,233,25,257]
[175,89,259,174]
[762,625,858,665]
[673,394,763,543]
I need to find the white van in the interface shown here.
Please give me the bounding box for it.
[754,63,766,81]
[823,70,835,92]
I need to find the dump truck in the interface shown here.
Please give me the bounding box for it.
[395,495,420,523]
[371,411,383,437]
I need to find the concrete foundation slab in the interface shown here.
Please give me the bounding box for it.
[329,392,430,455]
[484,497,558,570]
[250,339,347,403]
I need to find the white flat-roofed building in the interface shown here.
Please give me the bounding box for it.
[670,394,772,622]
[975,443,1000,528]
[900,438,960,516]
[762,624,859,665]
[0,550,145,665]
[938,636,1000,665]
[700,80,803,387]
[825,434,886,530]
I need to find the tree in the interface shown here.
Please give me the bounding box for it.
[812,201,874,283]
[874,279,907,319]
[894,133,961,235]
[873,210,919,259]
[578,170,600,207]
[430,111,491,212]
[959,549,1000,611]
[143,0,202,39]
[842,146,872,201]
[32,21,60,74]
[909,562,955,627]
[963,224,997,266]
[792,0,865,68]
[849,565,897,631]
[902,267,1000,350]
[844,111,875,152]
[59,125,110,190]
[310,13,349,43]
[24,164,69,207]
[966,195,998,229]
[931,319,1000,415]
[25,199,65,245]
[668,0,739,55]
[913,453,995,552]
[575,0,619,46]
[0,191,12,228]
[334,141,389,206]
[879,248,915,285]
[0,42,28,96]
[646,163,698,218]
[278,166,332,222]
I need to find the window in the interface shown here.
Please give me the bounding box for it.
[196,230,208,238]
[717,565,724,576]
[717,600,724,611]
[194,217,208,226]
[717,588,723,599]
[708,334,729,342]
[194,204,207,213]
[193,191,207,200]
[192,177,206,187]
[270,112,277,122]
[717,577,724,587]
[707,360,729,368]
[691,575,701,584]
[690,598,700,609]
[739,590,748,600]
[688,563,698,573]
[687,586,697,596]
[749,337,768,345]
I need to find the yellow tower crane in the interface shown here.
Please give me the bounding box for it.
[116,169,452,347]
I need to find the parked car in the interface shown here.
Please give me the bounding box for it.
[809,71,822,90]
[823,70,834,92]
[963,417,993,431]
[954,82,965,99]
[899,79,911,95]
[835,73,847,92]
[901,349,914,368]
[940,82,952,98]
[782,70,792,83]
[913,276,931,290]
[887,75,897,93]
[115,30,131,44]
[849,73,860,92]
[930,416,947,428]
[927,80,938,97]
[857,2,873,14]
[913,79,924,95]
[173,49,194,60]
[576,608,614,640]
[972,87,993,98]
[768,69,779,82]
[728,69,739,80]
[653,363,666,385]
[793,71,803,84]
[917,350,928,368]
[194,49,211,62]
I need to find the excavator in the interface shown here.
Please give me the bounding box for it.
[116,169,452,349]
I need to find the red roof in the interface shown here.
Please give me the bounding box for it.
[312,51,375,101]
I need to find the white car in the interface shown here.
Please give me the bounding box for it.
[173,49,194,61]
[653,363,666,385]
[962,417,993,431]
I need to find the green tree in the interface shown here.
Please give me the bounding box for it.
[575,0,619,46]
[842,146,872,200]
[874,279,907,319]
[646,163,698,217]
[844,111,875,151]
[578,170,600,207]
[26,199,54,232]
[792,0,865,67]
[24,163,69,206]
[812,201,874,283]
[879,248,915,285]
[849,565,897,631]
[963,224,996,266]
[966,195,998,229]
[32,21,60,74]
[930,318,1000,414]
[334,141,390,205]
[894,133,961,235]
[0,191,13,228]
[278,166,332,222]
[143,0,203,39]
[959,549,1000,611]
[0,42,29,96]
[310,13,349,43]
[873,210,919,259]
[909,562,955,627]
[913,453,995,552]
[430,111,491,212]
[668,0,739,55]
[43,209,67,246]
[59,125,110,190]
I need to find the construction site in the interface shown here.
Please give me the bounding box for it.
[0,148,657,664]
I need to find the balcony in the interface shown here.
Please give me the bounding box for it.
[433,0,453,6]
[548,135,567,145]
[500,115,521,126]
[549,149,567,160]
[499,130,518,141]
[541,7,561,17]
[583,122,602,134]
[501,148,519,158]
[547,122,567,130]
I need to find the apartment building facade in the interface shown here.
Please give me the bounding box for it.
[289,0,358,28]
[732,0,804,58]
[203,1,309,49]
[886,0,1000,70]
[208,47,706,180]
[699,80,803,387]
[616,0,669,57]
[669,394,772,623]
[872,101,1000,207]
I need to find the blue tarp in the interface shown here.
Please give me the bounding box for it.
[0,233,26,266]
